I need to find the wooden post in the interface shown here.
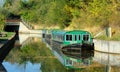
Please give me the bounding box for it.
[105,65,111,72]
[106,27,112,38]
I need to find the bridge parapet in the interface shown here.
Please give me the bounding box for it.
[19,22,30,33]
[6,22,20,25]
[21,21,33,29]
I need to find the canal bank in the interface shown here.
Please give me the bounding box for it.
[93,39,120,54]
[0,33,16,62]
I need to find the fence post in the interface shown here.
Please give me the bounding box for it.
[106,27,112,38]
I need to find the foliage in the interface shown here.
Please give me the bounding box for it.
[0,32,14,39]
[3,0,73,29]
[0,8,5,31]
[2,0,120,32]
[3,0,13,8]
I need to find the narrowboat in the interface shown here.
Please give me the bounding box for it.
[51,30,94,50]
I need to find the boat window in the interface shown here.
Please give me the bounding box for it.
[78,35,81,40]
[66,35,72,41]
[60,36,63,41]
[75,35,77,41]
[83,34,89,41]
[66,59,72,65]
[61,36,63,41]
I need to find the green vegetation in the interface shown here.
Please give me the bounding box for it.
[3,0,71,29]
[2,0,119,28]
[0,32,15,40]
[0,8,5,31]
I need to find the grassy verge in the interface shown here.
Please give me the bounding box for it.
[0,32,15,40]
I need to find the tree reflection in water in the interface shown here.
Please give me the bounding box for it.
[3,38,68,72]
[3,37,108,72]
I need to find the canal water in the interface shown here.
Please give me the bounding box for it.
[1,34,120,72]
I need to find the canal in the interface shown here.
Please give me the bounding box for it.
[1,34,120,72]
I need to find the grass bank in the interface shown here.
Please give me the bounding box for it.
[0,32,15,40]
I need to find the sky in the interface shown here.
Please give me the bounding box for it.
[0,0,4,7]
[2,61,41,72]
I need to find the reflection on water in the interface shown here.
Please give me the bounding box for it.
[3,61,41,72]
[94,51,120,66]
[0,63,7,72]
[94,39,120,53]
[2,34,67,72]
[62,50,94,68]
[1,34,120,72]
[93,51,120,72]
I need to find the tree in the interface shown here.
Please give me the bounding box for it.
[3,0,14,8]
[0,8,5,31]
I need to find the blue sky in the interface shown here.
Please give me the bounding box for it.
[2,61,41,72]
[0,0,4,7]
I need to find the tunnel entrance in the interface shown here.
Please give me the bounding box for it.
[4,25,19,34]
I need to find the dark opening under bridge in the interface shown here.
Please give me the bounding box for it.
[4,19,42,34]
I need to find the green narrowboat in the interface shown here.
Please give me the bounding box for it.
[51,30,94,50]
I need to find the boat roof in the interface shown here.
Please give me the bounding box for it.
[52,30,90,35]
[67,30,90,33]
[52,30,66,35]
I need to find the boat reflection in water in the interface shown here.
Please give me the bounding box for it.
[44,38,94,69]
[62,48,94,69]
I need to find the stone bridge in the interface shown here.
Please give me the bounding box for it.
[4,19,42,34]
